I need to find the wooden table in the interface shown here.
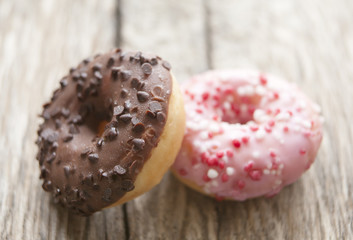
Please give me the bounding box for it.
[1,0,352,239]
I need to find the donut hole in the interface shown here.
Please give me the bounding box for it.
[80,106,113,139]
[218,95,261,125]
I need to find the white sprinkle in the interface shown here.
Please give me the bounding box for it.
[223,102,231,110]
[275,179,282,185]
[255,129,266,140]
[276,112,291,121]
[207,169,219,179]
[252,151,260,159]
[226,167,235,176]
[211,180,219,187]
[263,169,270,175]
[255,85,267,96]
[280,139,285,144]
[271,170,277,175]
[237,87,246,96]
[279,163,284,169]
[200,131,208,140]
[267,162,273,169]
[253,109,266,122]
[222,156,229,163]
[302,120,312,129]
[244,85,254,95]
[210,123,219,133]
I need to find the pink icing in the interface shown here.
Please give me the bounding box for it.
[172,70,323,200]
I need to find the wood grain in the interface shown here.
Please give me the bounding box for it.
[0,0,352,239]
[0,1,126,239]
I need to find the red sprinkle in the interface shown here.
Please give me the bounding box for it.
[226,150,234,157]
[231,104,241,115]
[273,92,279,99]
[179,168,187,176]
[264,125,272,133]
[270,151,277,158]
[208,132,213,139]
[216,152,224,158]
[283,126,289,132]
[213,95,220,101]
[207,157,218,167]
[232,139,241,148]
[221,173,229,182]
[196,109,203,114]
[201,152,209,163]
[237,180,245,189]
[241,136,249,144]
[250,126,259,132]
[244,161,253,172]
[248,105,256,115]
[224,88,233,95]
[202,92,209,101]
[249,170,262,181]
[300,149,307,155]
[216,87,221,92]
[218,160,225,169]
[268,120,275,127]
[260,75,268,85]
[203,173,211,182]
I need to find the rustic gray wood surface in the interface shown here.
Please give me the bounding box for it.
[0,0,352,239]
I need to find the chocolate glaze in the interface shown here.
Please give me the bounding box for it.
[36,49,172,216]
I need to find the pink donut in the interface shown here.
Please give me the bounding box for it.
[172,70,323,200]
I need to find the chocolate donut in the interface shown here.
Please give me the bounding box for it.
[36,49,185,216]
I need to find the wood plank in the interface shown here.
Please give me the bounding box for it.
[0,1,125,239]
[208,0,353,239]
[119,0,217,239]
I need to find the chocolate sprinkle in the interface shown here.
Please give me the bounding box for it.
[141,63,153,75]
[132,123,145,133]
[121,179,135,191]
[149,101,162,113]
[69,124,80,134]
[113,165,126,175]
[88,153,99,163]
[63,134,73,142]
[119,114,132,123]
[107,57,115,68]
[162,61,171,70]
[137,91,149,102]
[132,138,145,151]
[61,108,70,118]
[113,105,124,116]
[35,50,173,216]
[156,112,166,123]
[120,70,131,81]
[105,127,119,141]
[120,89,128,98]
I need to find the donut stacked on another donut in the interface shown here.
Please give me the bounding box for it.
[36,49,185,215]
[172,70,323,200]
